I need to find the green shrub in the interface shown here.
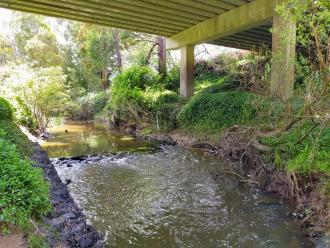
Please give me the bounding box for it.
[93,91,109,113]
[162,66,180,92]
[0,97,13,120]
[65,91,109,120]
[113,65,159,90]
[287,148,330,174]
[0,120,32,157]
[109,66,159,124]
[14,96,36,130]
[262,122,330,174]
[0,139,51,229]
[144,89,180,130]
[195,76,227,93]
[177,90,282,132]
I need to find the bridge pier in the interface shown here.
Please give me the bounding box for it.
[271,13,296,101]
[180,45,194,98]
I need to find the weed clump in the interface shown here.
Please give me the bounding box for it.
[108,66,180,130]
[0,139,51,230]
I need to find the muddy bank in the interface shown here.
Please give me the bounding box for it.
[30,143,103,247]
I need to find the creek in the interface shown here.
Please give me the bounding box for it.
[42,119,314,248]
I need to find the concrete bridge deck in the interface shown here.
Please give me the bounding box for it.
[0,0,296,100]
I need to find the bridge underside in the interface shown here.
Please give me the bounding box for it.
[0,0,295,100]
[210,24,272,51]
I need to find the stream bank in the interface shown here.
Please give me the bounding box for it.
[39,119,327,247]
[30,141,103,247]
[139,128,330,245]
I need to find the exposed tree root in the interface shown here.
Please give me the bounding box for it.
[198,126,330,235]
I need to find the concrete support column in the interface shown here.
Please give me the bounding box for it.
[180,45,194,98]
[271,14,296,101]
[157,36,166,75]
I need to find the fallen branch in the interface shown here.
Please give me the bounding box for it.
[251,139,272,152]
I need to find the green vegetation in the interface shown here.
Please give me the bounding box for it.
[0,0,328,237]
[108,66,179,130]
[66,91,109,120]
[0,139,50,228]
[262,124,330,175]
[0,97,13,120]
[27,234,49,248]
[0,120,32,157]
[0,98,50,245]
[0,98,32,156]
[178,90,283,133]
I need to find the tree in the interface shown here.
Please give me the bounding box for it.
[25,30,63,67]
[64,23,120,90]
[20,67,69,133]
[10,13,48,58]
[112,29,122,70]
[157,36,166,75]
[0,34,14,64]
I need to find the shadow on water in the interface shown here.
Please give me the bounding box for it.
[46,120,315,248]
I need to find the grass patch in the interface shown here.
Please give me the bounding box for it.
[262,123,330,174]
[28,234,49,248]
[0,120,32,157]
[177,90,284,134]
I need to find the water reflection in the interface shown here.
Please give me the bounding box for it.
[55,145,314,248]
[41,119,155,158]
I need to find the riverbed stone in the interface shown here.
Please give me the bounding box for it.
[30,142,103,247]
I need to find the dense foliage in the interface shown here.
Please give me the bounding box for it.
[108,66,179,130]
[0,65,69,133]
[0,97,13,120]
[65,91,109,120]
[0,1,328,236]
[0,120,32,157]
[0,139,51,229]
[0,99,50,235]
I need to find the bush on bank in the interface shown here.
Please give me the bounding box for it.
[0,98,32,157]
[0,97,13,120]
[177,90,284,133]
[0,139,51,229]
[0,97,51,236]
[262,123,330,175]
[108,66,180,130]
[65,91,109,120]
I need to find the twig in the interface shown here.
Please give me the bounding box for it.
[295,122,319,145]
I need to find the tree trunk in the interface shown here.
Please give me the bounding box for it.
[145,42,157,65]
[112,29,122,70]
[157,36,166,75]
[101,66,108,89]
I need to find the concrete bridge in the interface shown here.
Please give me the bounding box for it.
[0,0,296,100]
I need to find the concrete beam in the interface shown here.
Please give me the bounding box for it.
[166,0,279,50]
[180,45,194,98]
[271,14,296,101]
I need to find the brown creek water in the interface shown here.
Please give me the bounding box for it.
[42,119,316,248]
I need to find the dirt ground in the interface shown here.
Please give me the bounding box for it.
[0,231,27,248]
